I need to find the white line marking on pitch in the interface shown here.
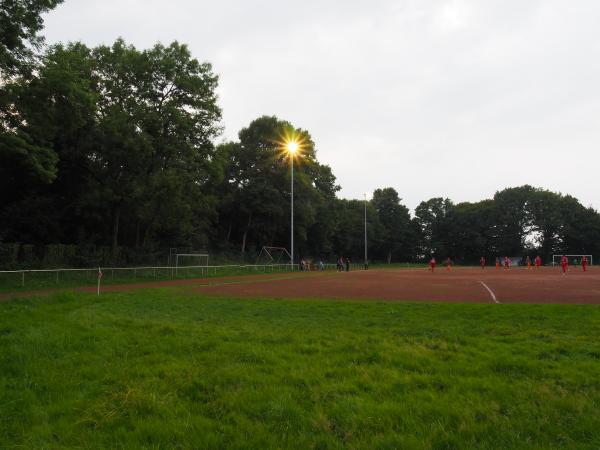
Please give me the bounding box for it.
[479,281,500,304]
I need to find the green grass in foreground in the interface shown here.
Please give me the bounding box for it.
[1,291,600,449]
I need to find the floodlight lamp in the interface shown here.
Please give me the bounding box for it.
[287,141,299,154]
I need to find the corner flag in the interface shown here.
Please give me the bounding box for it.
[97,267,103,296]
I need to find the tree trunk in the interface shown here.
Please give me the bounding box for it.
[135,220,141,249]
[142,216,156,249]
[226,222,232,243]
[241,214,252,255]
[112,205,121,255]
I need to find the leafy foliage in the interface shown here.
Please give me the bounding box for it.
[0,15,599,265]
[0,0,63,76]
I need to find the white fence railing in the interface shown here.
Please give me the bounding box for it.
[0,262,362,289]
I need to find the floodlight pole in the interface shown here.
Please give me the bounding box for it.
[364,193,368,270]
[291,155,294,270]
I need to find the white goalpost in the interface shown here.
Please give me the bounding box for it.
[256,246,292,266]
[552,254,593,266]
[174,253,209,275]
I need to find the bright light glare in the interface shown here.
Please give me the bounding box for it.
[287,141,299,154]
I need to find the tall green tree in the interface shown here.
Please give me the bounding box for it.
[371,188,413,263]
[528,189,565,259]
[558,196,600,259]
[490,186,535,256]
[329,198,384,262]
[0,0,64,76]
[215,116,339,259]
[1,39,222,251]
[445,200,495,263]
[0,42,96,243]
[414,197,454,258]
[1,0,65,194]
[89,39,221,251]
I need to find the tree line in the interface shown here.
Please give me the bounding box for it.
[1,1,599,267]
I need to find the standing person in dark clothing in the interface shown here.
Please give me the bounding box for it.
[445,257,453,271]
[345,258,350,272]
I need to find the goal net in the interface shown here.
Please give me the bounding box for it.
[256,247,292,266]
[552,255,593,266]
[506,256,522,266]
[174,253,209,274]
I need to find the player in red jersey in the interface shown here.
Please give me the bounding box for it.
[480,256,486,269]
[495,257,500,269]
[560,255,568,274]
[504,256,510,269]
[582,256,588,272]
[429,257,436,272]
[535,255,542,269]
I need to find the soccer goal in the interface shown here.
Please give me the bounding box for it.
[175,253,209,276]
[256,246,292,266]
[552,255,593,266]
[506,256,522,267]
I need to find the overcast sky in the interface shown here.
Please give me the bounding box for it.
[42,0,600,211]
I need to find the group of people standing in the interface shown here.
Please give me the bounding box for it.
[428,257,453,271]
[300,259,325,271]
[337,257,351,272]
[556,255,589,273]
[428,255,589,273]
[492,256,542,270]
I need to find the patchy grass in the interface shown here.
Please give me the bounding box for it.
[1,290,600,449]
[0,265,298,293]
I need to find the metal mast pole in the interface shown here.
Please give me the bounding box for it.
[291,157,294,269]
[364,193,368,269]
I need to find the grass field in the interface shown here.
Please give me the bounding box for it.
[2,289,600,449]
[0,264,300,293]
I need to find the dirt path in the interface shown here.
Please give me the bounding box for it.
[192,267,600,304]
[2,267,599,304]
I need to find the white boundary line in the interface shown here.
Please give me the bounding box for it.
[479,281,500,304]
